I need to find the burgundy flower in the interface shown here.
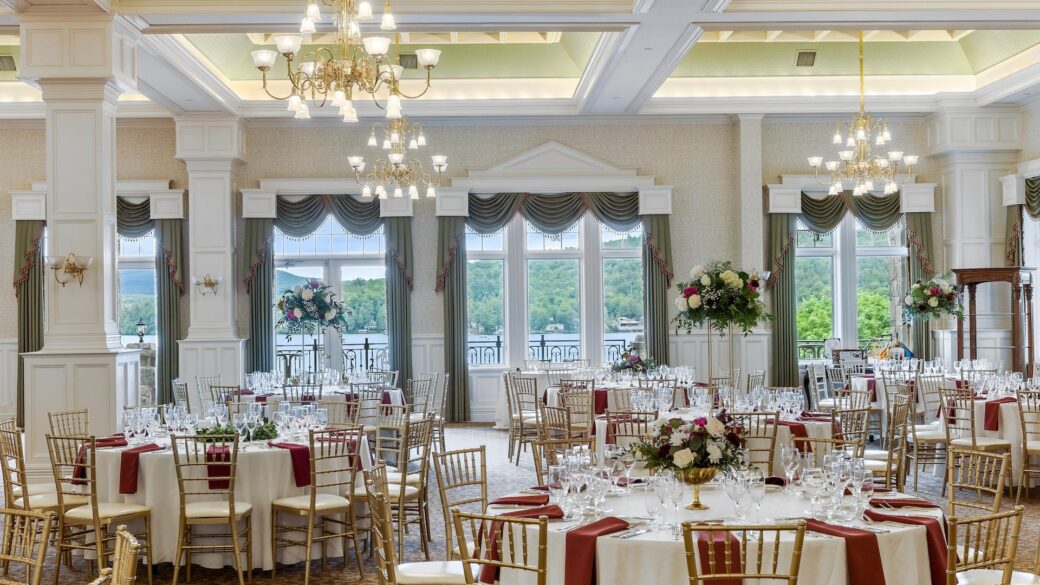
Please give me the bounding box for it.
[310,279,321,288]
[693,417,707,427]
[683,286,699,298]
[918,303,928,311]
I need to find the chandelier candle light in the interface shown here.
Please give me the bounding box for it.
[348,115,447,198]
[807,31,918,196]
[249,0,441,121]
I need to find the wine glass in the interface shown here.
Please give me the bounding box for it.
[780,443,800,493]
[643,477,664,528]
[619,450,637,492]
[747,468,766,522]
[233,414,249,442]
[122,410,136,440]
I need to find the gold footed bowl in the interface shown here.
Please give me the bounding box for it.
[682,467,719,510]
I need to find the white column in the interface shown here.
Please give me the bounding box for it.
[17,11,142,471]
[175,115,245,388]
[737,114,765,270]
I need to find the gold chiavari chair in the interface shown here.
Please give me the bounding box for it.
[271,427,365,584]
[0,508,54,585]
[282,383,323,403]
[792,437,855,467]
[947,448,1010,517]
[682,521,807,585]
[604,410,657,451]
[429,373,450,452]
[365,466,465,584]
[946,507,1023,585]
[639,378,683,409]
[833,407,871,457]
[47,435,153,585]
[169,434,252,585]
[806,362,829,412]
[503,372,521,462]
[369,369,400,388]
[545,363,573,389]
[530,438,577,486]
[710,369,741,392]
[940,386,1013,490]
[729,412,778,476]
[320,398,360,427]
[366,417,434,561]
[908,373,947,491]
[432,446,487,560]
[171,379,192,413]
[608,388,632,412]
[863,394,910,491]
[746,370,766,392]
[510,376,541,465]
[210,384,244,405]
[88,525,141,585]
[559,378,594,393]
[195,375,220,409]
[357,385,388,433]
[47,410,88,436]
[452,509,548,585]
[558,390,593,445]
[0,426,55,505]
[819,365,851,412]
[539,405,573,441]
[1016,389,1040,503]
[406,378,435,421]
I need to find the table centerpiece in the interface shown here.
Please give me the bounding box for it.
[275,279,350,375]
[903,272,963,321]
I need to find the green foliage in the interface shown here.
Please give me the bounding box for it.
[467,260,504,334]
[603,258,644,331]
[119,294,156,335]
[527,260,581,333]
[795,253,905,341]
[274,270,386,335]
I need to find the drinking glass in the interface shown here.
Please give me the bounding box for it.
[643,478,664,528]
[122,410,136,440]
[547,465,567,503]
[780,443,800,493]
[747,468,766,521]
[620,450,637,492]
[233,414,249,441]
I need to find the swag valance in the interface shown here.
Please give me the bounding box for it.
[274,194,383,238]
[1026,177,1040,220]
[117,198,155,238]
[798,191,902,234]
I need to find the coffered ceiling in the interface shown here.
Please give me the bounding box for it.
[2,0,1040,120]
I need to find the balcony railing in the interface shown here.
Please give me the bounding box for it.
[275,336,389,378]
[466,335,631,366]
[797,337,885,360]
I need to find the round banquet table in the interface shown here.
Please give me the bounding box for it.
[93,434,373,571]
[489,486,943,585]
[594,411,834,477]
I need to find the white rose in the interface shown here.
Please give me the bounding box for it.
[650,417,666,434]
[705,417,726,438]
[941,283,952,294]
[928,297,939,308]
[729,278,743,290]
[301,288,314,301]
[669,432,685,447]
[913,283,922,290]
[700,275,711,287]
[291,308,302,318]
[687,294,702,310]
[294,286,302,295]
[672,448,695,468]
[690,265,705,278]
[706,443,722,464]
[324,309,337,320]
[904,295,914,306]
[675,296,688,311]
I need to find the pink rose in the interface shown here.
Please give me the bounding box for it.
[683,286,699,298]
[693,417,707,427]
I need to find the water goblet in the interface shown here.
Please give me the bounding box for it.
[747,468,767,522]
[780,443,800,493]
[619,450,637,492]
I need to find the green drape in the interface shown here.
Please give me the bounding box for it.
[642,215,673,364]
[384,217,414,382]
[799,191,903,233]
[275,195,382,237]
[13,220,45,427]
[116,198,154,237]
[437,216,469,422]
[243,218,275,373]
[1026,177,1040,220]
[154,219,185,404]
[906,212,934,359]
[1005,205,1024,267]
[466,192,640,234]
[768,214,798,387]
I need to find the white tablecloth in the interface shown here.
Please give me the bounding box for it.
[491,487,942,585]
[93,435,372,571]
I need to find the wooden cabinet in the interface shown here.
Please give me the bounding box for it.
[953,267,1035,376]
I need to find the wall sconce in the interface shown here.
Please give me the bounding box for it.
[136,319,146,343]
[192,274,222,296]
[45,253,93,287]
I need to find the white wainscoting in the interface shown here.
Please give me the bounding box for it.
[932,328,1013,371]
[411,334,445,379]
[412,334,503,423]
[0,339,17,419]
[669,330,772,380]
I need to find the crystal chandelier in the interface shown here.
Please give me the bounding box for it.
[807,31,918,196]
[248,0,441,121]
[347,116,447,199]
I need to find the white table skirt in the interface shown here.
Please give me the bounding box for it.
[93,436,372,571]
[492,487,940,585]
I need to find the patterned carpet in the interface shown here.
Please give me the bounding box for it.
[34,425,1040,583]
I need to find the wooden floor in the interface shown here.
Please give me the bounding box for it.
[29,425,1040,583]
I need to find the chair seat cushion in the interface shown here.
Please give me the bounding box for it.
[912,430,947,442]
[12,483,56,499]
[863,449,888,461]
[817,399,838,409]
[1026,440,1040,455]
[913,422,941,433]
[863,459,890,472]
[950,437,1011,450]
[386,471,421,486]
[272,493,351,512]
[65,502,149,522]
[351,483,420,500]
[396,560,466,584]
[957,569,1040,585]
[184,500,253,519]
[14,493,87,511]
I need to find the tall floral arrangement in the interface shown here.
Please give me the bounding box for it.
[632,412,745,473]
[611,345,657,373]
[673,261,771,335]
[903,273,963,321]
[275,279,350,338]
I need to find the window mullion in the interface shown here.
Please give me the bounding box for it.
[583,218,601,363]
[839,218,858,348]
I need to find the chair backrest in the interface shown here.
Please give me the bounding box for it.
[398,417,433,492]
[947,507,1023,584]
[746,370,766,392]
[559,378,594,392]
[407,377,434,416]
[916,374,943,424]
[530,438,584,485]
[307,427,362,506]
[1018,389,1040,454]
[48,410,88,436]
[940,386,980,447]
[452,509,548,585]
[807,362,829,409]
[356,385,386,426]
[682,521,806,585]
[545,363,573,387]
[0,425,29,509]
[558,389,593,434]
[539,405,572,441]
[824,366,851,395]
[321,398,360,426]
[432,446,488,558]
[609,388,632,411]
[109,524,142,585]
[171,378,192,413]
[169,434,240,512]
[0,508,55,585]
[833,407,870,456]
[282,383,322,402]
[710,369,740,391]
[195,375,220,407]
[511,377,541,419]
[728,412,778,475]
[947,448,1010,516]
[369,369,399,388]
[878,395,910,491]
[46,434,103,509]
[364,464,400,584]
[604,410,657,450]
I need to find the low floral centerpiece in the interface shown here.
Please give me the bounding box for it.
[611,346,657,374]
[632,412,745,509]
[275,279,350,338]
[903,273,963,321]
[673,261,770,335]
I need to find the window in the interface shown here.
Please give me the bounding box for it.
[794,215,908,360]
[273,216,388,374]
[117,231,157,347]
[464,213,646,367]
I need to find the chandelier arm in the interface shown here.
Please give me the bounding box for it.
[393,73,433,100]
[811,167,831,187]
[260,71,296,101]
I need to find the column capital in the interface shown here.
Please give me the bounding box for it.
[175,115,245,163]
[925,105,1022,157]
[17,12,137,92]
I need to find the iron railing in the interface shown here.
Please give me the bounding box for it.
[275,337,389,378]
[465,335,631,365]
[797,337,885,360]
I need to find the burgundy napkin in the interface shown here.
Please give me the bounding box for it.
[983,397,1017,431]
[864,509,946,585]
[239,389,254,396]
[268,442,311,487]
[490,494,549,506]
[801,411,831,418]
[773,420,812,452]
[593,390,608,415]
[205,445,232,490]
[565,517,630,585]
[695,529,743,585]
[869,496,940,510]
[616,477,644,487]
[478,505,564,584]
[118,443,163,494]
[805,519,886,585]
[96,436,129,448]
[529,485,550,491]
[765,476,787,487]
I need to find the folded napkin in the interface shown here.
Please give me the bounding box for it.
[983,397,1017,431]
[529,485,550,491]
[489,494,548,506]
[96,436,129,448]
[565,517,630,585]
[616,477,644,487]
[773,420,812,452]
[765,476,787,487]
[801,411,831,418]
[118,443,163,494]
[239,389,254,395]
[478,505,564,584]
[695,529,743,585]
[205,445,232,490]
[268,442,311,487]
[73,435,129,484]
[869,496,940,510]
[844,487,891,496]
[805,519,886,585]
[864,509,946,585]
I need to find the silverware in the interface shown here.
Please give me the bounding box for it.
[614,528,651,539]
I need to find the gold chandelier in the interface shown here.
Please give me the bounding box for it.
[808,31,918,196]
[347,116,447,198]
[249,0,441,121]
